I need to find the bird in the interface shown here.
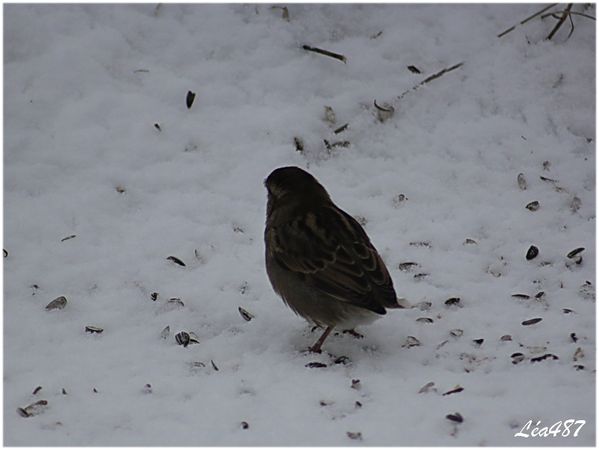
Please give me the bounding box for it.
[264,166,401,353]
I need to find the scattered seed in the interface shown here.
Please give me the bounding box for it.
[570,196,581,213]
[526,201,540,211]
[115,185,126,194]
[333,123,349,134]
[436,340,449,350]
[143,384,152,394]
[521,317,542,326]
[578,281,595,300]
[416,317,433,324]
[407,65,421,74]
[573,347,584,361]
[175,331,190,347]
[241,421,249,430]
[567,247,585,259]
[305,361,327,368]
[32,386,42,395]
[463,238,477,245]
[93,388,98,393]
[562,308,575,314]
[370,30,383,39]
[403,336,421,348]
[61,235,76,242]
[62,388,67,395]
[3,249,7,258]
[535,291,546,300]
[270,5,289,21]
[186,91,196,109]
[530,353,558,363]
[409,241,431,248]
[166,256,186,267]
[511,293,530,299]
[449,329,463,338]
[17,399,49,418]
[302,44,347,63]
[517,173,527,190]
[154,123,161,131]
[526,245,539,260]
[351,379,361,390]
[570,332,578,343]
[418,381,435,393]
[414,301,431,311]
[45,296,67,311]
[188,332,200,344]
[293,136,304,152]
[166,297,184,308]
[346,431,362,441]
[443,385,464,396]
[85,325,103,334]
[511,352,525,364]
[323,106,336,125]
[540,175,557,183]
[238,307,254,322]
[574,365,585,371]
[355,401,363,408]
[373,100,394,122]
[160,326,170,340]
[211,360,219,371]
[472,339,484,346]
[413,273,429,280]
[334,355,350,365]
[444,297,461,306]
[398,262,418,272]
[446,412,463,423]
[393,193,408,207]
[542,160,551,171]
[500,334,512,341]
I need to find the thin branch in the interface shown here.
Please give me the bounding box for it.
[542,10,596,20]
[397,62,464,101]
[547,3,573,40]
[302,45,347,63]
[567,9,575,39]
[498,3,559,37]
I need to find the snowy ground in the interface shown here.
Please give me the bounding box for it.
[4,3,596,446]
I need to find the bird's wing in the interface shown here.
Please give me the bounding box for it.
[269,205,397,314]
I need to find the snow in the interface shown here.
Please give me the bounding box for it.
[4,3,595,446]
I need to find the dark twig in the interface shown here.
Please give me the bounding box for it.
[397,62,464,101]
[498,3,559,37]
[542,10,596,21]
[547,3,573,40]
[302,45,347,63]
[567,8,575,38]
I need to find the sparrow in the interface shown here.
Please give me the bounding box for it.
[264,166,401,353]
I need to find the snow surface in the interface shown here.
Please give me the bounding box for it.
[4,3,596,446]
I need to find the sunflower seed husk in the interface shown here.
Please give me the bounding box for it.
[374,100,394,122]
[442,385,464,396]
[346,431,363,441]
[567,247,585,259]
[463,238,477,245]
[351,379,361,390]
[535,291,545,300]
[570,332,578,343]
[407,65,421,74]
[570,196,581,213]
[511,294,530,299]
[32,386,42,395]
[446,412,463,423]
[416,317,433,324]
[61,235,76,242]
[211,360,219,371]
[188,332,200,344]
[403,336,421,348]
[294,136,304,152]
[143,384,152,394]
[472,339,484,346]
[323,106,336,125]
[398,262,419,272]
[85,326,103,334]
[175,331,190,347]
[160,326,170,339]
[186,91,196,109]
[444,297,461,306]
[449,329,463,338]
[573,347,584,361]
[517,173,527,190]
[166,256,186,267]
[574,364,585,371]
[241,421,250,429]
[334,123,349,134]
[167,297,184,308]
[334,355,351,365]
[562,308,575,314]
[530,353,558,363]
[436,340,449,350]
[45,296,67,311]
[522,317,542,326]
[511,352,525,364]
[500,334,512,341]
[418,381,435,393]
[150,292,159,301]
[305,361,327,368]
[3,249,7,258]
[414,301,432,311]
[526,245,539,260]
[526,201,540,211]
[17,400,48,418]
[238,307,254,322]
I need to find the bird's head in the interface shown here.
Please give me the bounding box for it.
[264,166,331,215]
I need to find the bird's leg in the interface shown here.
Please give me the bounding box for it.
[309,326,334,353]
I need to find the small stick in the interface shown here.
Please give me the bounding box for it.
[397,62,464,101]
[302,45,347,63]
[542,10,596,21]
[547,3,573,40]
[498,3,559,38]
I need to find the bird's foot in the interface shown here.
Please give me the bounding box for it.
[343,329,364,339]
